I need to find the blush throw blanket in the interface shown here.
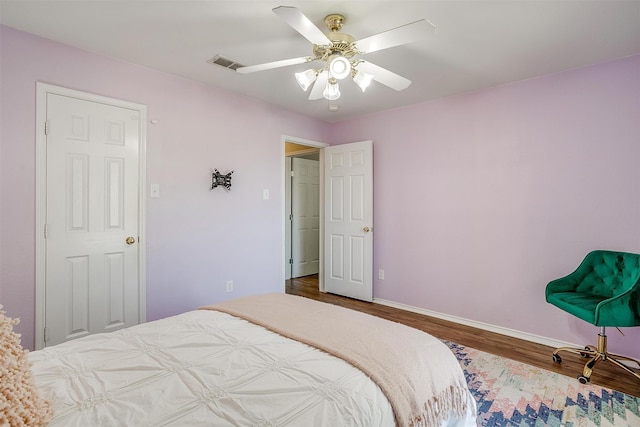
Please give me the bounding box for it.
[200,293,473,427]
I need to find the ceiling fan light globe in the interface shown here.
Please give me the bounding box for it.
[295,69,317,91]
[323,80,341,100]
[328,56,351,80]
[353,71,374,92]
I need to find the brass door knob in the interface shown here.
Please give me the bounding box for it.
[125,236,136,245]
[362,226,373,233]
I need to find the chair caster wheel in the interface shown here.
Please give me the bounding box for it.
[580,347,591,358]
[552,354,562,364]
[578,375,590,384]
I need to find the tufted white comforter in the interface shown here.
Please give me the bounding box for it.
[30,307,476,426]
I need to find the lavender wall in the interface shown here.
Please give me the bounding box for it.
[2,24,639,360]
[330,54,640,358]
[0,26,329,349]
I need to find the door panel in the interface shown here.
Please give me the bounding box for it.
[350,235,365,283]
[45,93,141,346]
[105,251,126,328]
[330,235,344,279]
[67,255,89,339]
[324,141,373,301]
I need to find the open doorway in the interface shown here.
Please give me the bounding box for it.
[283,137,327,293]
[285,142,320,280]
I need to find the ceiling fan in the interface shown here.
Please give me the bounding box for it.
[236,6,436,101]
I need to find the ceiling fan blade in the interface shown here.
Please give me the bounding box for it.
[308,70,328,100]
[236,56,313,74]
[273,6,331,46]
[355,19,436,54]
[357,61,412,91]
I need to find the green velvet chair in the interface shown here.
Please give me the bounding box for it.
[545,250,640,384]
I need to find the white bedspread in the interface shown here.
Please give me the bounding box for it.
[30,310,395,426]
[29,309,476,426]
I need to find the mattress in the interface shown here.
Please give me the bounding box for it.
[29,298,476,426]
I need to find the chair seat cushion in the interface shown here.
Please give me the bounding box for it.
[546,291,604,324]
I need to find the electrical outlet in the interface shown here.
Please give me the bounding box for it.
[378,269,384,280]
[226,280,233,293]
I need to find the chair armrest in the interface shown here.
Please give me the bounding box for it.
[595,283,640,327]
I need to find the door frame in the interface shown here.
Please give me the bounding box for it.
[34,82,148,350]
[281,135,328,292]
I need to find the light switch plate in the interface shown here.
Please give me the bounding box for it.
[150,184,160,198]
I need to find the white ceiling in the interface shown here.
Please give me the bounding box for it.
[2,1,639,122]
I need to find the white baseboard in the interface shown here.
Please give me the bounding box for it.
[374,298,640,370]
[373,298,580,350]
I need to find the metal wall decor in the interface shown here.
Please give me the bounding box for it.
[211,169,234,191]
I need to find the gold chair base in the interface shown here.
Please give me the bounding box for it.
[552,331,640,383]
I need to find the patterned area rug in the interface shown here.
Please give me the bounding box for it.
[445,341,640,426]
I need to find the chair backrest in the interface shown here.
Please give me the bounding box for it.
[575,250,640,298]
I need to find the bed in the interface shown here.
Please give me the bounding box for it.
[28,293,477,426]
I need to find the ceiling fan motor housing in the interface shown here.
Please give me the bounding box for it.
[313,34,357,59]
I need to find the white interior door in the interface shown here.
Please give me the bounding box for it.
[323,141,373,301]
[44,92,142,346]
[292,158,320,277]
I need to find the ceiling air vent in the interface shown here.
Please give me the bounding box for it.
[207,55,245,71]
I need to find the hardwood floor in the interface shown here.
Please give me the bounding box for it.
[285,275,640,397]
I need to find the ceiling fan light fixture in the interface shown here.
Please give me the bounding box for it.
[328,55,351,80]
[241,6,430,106]
[323,78,341,100]
[353,70,374,92]
[295,68,317,91]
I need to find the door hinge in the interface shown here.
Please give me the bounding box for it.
[289,258,293,265]
[290,170,294,177]
[289,214,293,221]
[44,224,49,239]
[44,120,50,136]
[43,327,49,343]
